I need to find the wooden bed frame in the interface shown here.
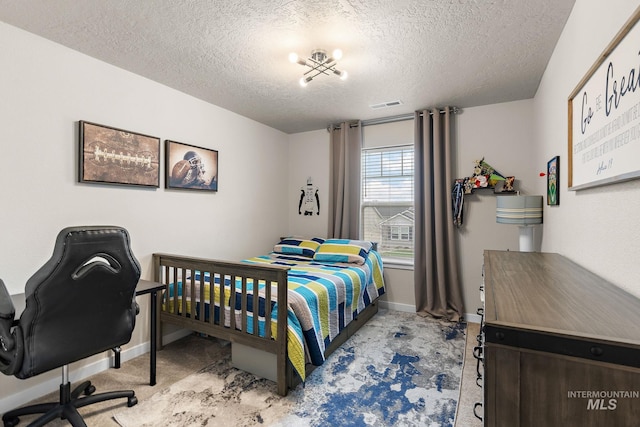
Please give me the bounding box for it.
[152,252,380,396]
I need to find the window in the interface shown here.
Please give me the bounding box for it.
[390,225,411,241]
[361,144,414,262]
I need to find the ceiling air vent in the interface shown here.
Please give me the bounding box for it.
[369,100,403,109]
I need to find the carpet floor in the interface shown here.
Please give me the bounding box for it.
[9,310,482,426]
[454,321,483,427]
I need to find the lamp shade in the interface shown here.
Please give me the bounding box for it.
[496,195,543,225]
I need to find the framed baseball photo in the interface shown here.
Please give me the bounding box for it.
[165,140,218,192]
[79,121,160,187]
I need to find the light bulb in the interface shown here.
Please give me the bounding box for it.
[334,69,348,80]
[332,49,343,60]
[299,76,311,87]
[289,52,298,63]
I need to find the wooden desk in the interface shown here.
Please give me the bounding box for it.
[481,250,640,426]
[114,279,165,386]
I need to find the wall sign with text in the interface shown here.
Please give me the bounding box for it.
[568,6,640,190]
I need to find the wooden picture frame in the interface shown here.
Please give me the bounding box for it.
[79,121,160,187]
[547,156,559,206]
[567,6,640,190]
[165,140,218,191]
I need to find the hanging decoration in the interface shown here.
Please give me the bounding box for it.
[452,180,465,227]
[452,158,516,227]
[456,157,515,195]
[299,177,320,216]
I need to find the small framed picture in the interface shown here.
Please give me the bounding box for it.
[165,140,218,191]
[547,156,559,206]
[79,121,160,187]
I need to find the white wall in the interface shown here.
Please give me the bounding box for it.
[287,129,329,239]
[455,99,538,315]
[0,22,289,411]
[533,0,640,298]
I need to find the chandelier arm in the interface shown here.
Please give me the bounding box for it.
[303,67,333,77]
[302,61,337,77]
[305,69,334,77]
[306,58,336,68]
[305,69,331,80]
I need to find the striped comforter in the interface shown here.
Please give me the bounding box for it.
[166,250,385,381]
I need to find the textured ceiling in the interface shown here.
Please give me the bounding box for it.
[0,0,575,134]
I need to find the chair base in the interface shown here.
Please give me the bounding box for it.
[2,380,137,427]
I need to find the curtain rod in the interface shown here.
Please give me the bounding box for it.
[328,106,459,131]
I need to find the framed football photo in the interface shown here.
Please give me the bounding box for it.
[79,121,160,187]
[165,140,218,192]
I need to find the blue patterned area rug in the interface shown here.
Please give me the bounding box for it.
[113,309,466,427]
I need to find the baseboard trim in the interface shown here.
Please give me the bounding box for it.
[379,302,482,325]
[379,300,415,312]
[162,329,193,346]
[464,313,482,324]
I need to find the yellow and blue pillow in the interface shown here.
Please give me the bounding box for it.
[274,237,324,258]
[313,239,373,265]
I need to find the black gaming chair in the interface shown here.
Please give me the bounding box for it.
[0,226,141,427]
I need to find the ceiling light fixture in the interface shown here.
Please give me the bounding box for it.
[289,48,348,87]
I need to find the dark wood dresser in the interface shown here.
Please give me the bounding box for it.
[481,250,640,427]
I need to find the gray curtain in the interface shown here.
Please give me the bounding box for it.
[328,121,362,239]
[414,108,464,321]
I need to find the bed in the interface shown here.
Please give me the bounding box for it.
[151,238,385,396]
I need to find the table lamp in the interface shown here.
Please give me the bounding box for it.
[496,195,543,252]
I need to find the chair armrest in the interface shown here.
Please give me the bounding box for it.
[0,279,22,376]
[0,279,17,352]
[0,279,15,321]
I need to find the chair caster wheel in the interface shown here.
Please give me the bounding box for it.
[3,417,20,427]
[84,385,96,395]
[128,396,138,407]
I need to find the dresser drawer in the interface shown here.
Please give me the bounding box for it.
[485,325,640,368]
